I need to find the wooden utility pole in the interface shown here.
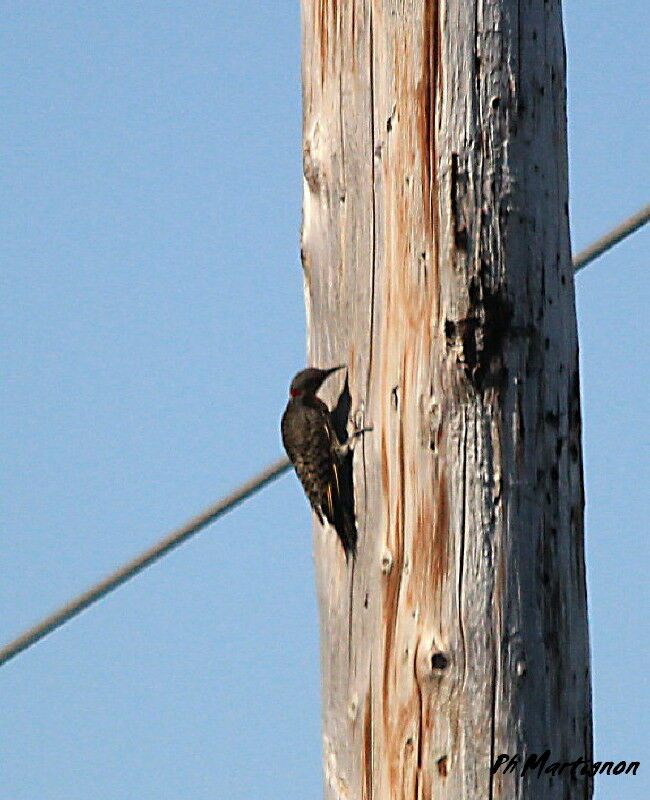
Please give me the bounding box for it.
[300,1,592,798]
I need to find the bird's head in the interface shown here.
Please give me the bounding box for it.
[289,365,345,398]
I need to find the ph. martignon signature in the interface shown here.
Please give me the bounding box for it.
[491,751,640,778]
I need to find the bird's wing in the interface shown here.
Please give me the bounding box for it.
[322,418,341,522]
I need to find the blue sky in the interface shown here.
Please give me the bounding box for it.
[1,2,647,798]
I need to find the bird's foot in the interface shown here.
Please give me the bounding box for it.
[334,423,373,459]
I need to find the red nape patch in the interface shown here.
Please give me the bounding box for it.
[290,388,301,398]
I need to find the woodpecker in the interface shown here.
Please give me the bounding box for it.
[281,365,366,559]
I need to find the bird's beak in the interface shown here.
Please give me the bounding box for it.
[325,364,346,377]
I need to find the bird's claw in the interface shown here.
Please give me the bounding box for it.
[334,423,373,459]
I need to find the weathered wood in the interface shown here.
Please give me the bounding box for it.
[300,1,592,798]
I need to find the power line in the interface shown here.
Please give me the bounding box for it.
[0,457,291,668]
[0,204,647,670]
[573,204,649,272]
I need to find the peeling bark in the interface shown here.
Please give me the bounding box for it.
[300,1,592,798]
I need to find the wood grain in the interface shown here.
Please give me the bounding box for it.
[301,2,592,797]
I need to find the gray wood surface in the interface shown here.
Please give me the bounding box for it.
[301,2,592,797]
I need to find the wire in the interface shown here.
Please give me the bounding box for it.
[0,457,291,668]
[0,204,647,669]
[573,205,649,272]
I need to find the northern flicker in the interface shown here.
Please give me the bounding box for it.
[281,365,367,559]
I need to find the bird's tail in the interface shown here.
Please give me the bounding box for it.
[334,503,357,561]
